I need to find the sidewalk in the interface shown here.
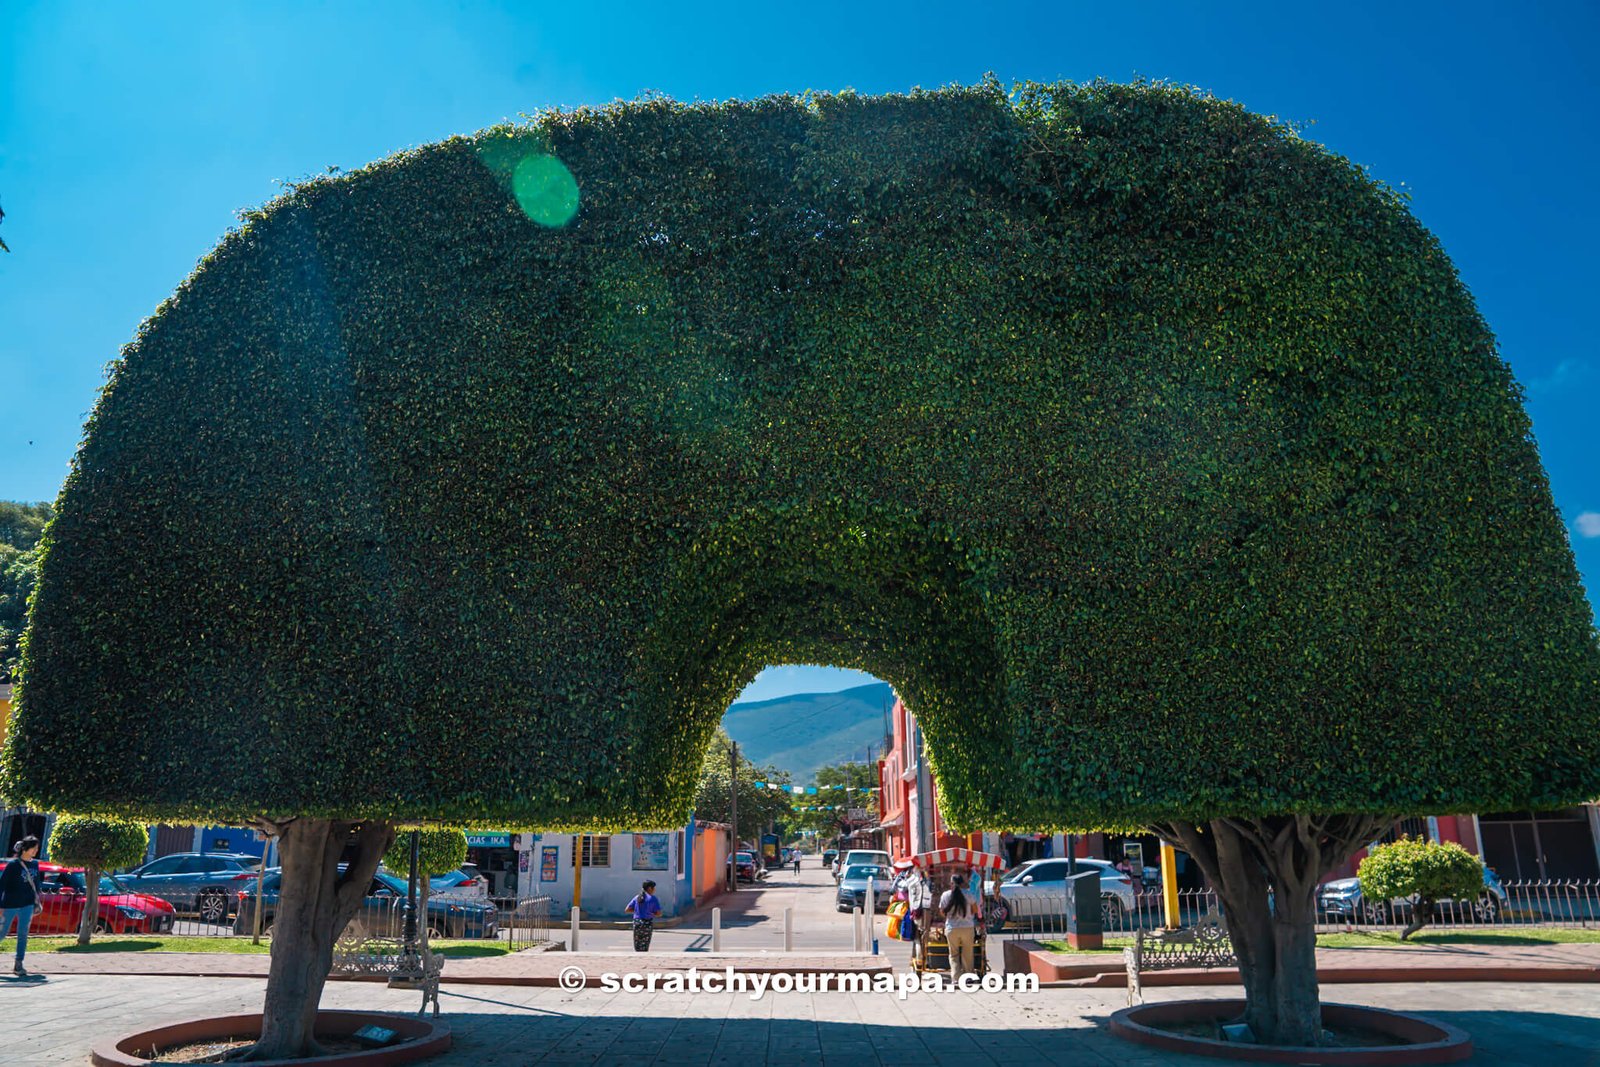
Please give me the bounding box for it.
[1005,938,1600,987]
[30,949,896,985]
[32,938,1600,988]
[10,972,1600,1066]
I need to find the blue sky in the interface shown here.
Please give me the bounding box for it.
[3,3,1596,700]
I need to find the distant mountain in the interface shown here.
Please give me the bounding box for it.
[722,682,894,782]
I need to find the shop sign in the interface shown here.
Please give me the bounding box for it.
[466,832,511,848]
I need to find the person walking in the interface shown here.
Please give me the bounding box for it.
[940,873,978,982]
[1,835,43,977]
[625,879,662,952]
[793,853,801,877]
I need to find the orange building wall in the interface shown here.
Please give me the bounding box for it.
[693,821,729,904]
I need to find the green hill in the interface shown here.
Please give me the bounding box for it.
[722,682,894,782]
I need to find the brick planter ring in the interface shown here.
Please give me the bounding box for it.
[91,1010,451,1067]
[1110,1000,1472,1065]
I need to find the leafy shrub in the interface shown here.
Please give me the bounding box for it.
[1358,836,1486,938]
[47,814,151,944]
[47,813,149,872]
[383,827,468,878]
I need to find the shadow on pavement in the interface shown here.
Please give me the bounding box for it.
[426,1008,1131,1065]
[1423,1010,1600,1066]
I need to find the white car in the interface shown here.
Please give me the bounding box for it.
[416,863,491,902]
[834,849,891,882]
[988,857,1135,928]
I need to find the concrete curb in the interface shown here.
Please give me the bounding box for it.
[1003,938,1600,988]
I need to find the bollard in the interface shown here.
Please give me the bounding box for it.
[570,905,581,952]
[712,906,722,952]
[784,906,793,952]
[866,877,877,955]
[853,906,864,951]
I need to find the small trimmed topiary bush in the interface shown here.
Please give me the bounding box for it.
[383,827,469,881]
[382,827,469,945]
[47,815,149,945]
[1359,836,1487,939]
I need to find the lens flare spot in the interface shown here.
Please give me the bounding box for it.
[513,155,580,228]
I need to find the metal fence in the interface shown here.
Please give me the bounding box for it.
[19,878,554,947]
[998,880,1600,940]
[503,895,552,950]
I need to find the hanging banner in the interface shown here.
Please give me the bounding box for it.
[632,833,670,871]
[540,846,560,882]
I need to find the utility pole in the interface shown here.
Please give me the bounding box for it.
[573,834,584,916]
[728,740,739,893]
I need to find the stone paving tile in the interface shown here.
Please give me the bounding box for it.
[8,974,1600,1065]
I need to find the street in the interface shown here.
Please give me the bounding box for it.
[565,861,911,965]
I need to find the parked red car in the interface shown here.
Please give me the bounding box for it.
[34,862,177,935]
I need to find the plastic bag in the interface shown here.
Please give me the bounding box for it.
[885,899,908,940]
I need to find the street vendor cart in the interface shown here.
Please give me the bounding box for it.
[904,847,1008,975]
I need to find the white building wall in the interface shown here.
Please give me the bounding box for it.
[516,829,690,919]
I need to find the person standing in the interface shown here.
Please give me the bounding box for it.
[1,835,43,977]
[793,853,801,877]
[625,879,662,952]
[940,873,978,982]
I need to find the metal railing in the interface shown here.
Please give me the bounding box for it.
[503,895,552,950]
[17,883,543,944]
[996,879,1600,940]
[1316,879,1600,931]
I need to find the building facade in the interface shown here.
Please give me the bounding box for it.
[514,820,704,919]
[876,697,969,862]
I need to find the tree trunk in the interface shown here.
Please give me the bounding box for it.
[76,864,101,946]
[1401,898,1433,941]
[233,817,393,1061]
[1151,814,1396,1048]
[1267,881,1323,1045]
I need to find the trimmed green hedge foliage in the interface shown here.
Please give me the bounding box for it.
[3,81,1597,831]
[383,828,469,878]
[1358,837,1484,906]
[47,815,150,872]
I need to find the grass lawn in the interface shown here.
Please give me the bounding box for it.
[1314,928,1600,949]
[10,935,515,958]
[1038,927,1600,954]
[1037,937,1132,955]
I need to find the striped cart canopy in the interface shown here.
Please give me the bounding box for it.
[909,848,1007,871]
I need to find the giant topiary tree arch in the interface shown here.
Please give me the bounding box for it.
[3,80,1597,1054]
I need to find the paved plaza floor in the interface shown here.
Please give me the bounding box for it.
[5,972,1599,1066]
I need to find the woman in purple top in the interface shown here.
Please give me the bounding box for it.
[625,879,662,951]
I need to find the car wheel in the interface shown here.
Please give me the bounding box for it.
[427,921,447,941]
[1100,895,1119,929]
[1473,896,1500,923]
[1363,901,1390,925]
[985,898,1011,934]
[94,918,111,934]
[197,890,229,924]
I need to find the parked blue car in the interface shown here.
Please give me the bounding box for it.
[1318,867,1507,923]
[119,852,263,924]
[233,867,500,939]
